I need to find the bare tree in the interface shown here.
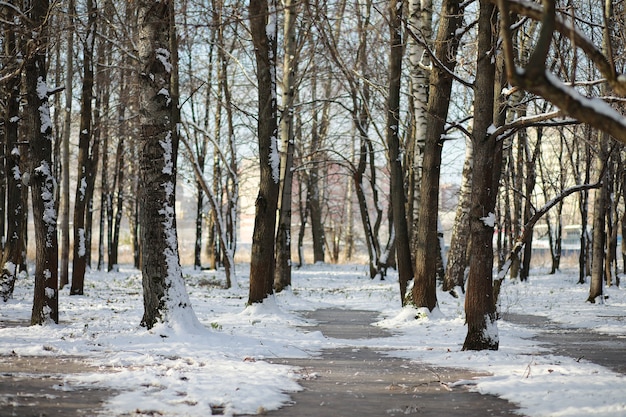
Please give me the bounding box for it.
[275,0,300,292]
[25,0,60,325]
[71,0,98,295]
[248,0,280,304]
[386,0,413,304]
[462,0,499,351]
[0,0,25,302]
[137,0,197,329]
[411,0,464,310]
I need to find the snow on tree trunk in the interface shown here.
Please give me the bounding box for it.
[0,15,24,302]
[26,0,59,325]
[248,0,280,304]
[463,0,499,351]
[71,0,97,295]
[137,0,198,330]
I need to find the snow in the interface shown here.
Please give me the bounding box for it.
[160,131,174,175]
[1,263,625,416]
[481,212,496,227]
[269,134,280,183]
[155,48,172,73]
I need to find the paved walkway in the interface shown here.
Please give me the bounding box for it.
[245,309,521,417]
[2,310,623,416]
[502,313,626,374]
[0,355,111,417]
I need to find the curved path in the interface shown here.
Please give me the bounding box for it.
[248,308,521,417]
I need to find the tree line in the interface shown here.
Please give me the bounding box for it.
[1,0,625,351]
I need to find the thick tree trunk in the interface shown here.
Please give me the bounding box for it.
[248,0,279,304]
[26,0,59,325]
[138,0,196,329]
[411,0,463,310]
[462,0,499,351]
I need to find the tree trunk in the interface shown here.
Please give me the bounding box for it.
[462,0,499,351]
[248,0,279,304]
[0,9,24,301]
[60,0,74,289]
[386,0,412,304]
[588,132,609,303]
[443,137,472,294]
[26,0,59,325]
[71,0,97,295]
[411,0,463,310]
[275,0,299,292]
[406,0,432,258]
[137,0,196,329]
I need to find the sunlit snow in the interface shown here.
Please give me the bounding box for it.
[0,263,624,416]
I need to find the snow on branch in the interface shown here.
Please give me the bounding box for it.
[496,0,626,144]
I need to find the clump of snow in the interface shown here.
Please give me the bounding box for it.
[480,212,496,228]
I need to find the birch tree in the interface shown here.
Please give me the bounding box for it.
[411,0,464,310]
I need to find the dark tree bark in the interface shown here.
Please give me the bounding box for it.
[462,0,499,351]
[411,0,464,310]
[25,0,59,325]
[137,0,196,329]
[71,0,97,295]
[0,4,24,301]
[386,0,413,304]
[248,0,279,304]
[60,0,75,289]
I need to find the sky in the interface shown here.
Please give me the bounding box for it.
[1,262,625,416]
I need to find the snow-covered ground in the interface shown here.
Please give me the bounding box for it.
[1,262,625,416]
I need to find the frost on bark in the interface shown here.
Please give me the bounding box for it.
[248,0,280,304]
[25,0,59,325]
[137,0,197,329]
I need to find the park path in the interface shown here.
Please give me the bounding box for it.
[246,308,522,417]
[0,354,112,417]
[502,313,626,375]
